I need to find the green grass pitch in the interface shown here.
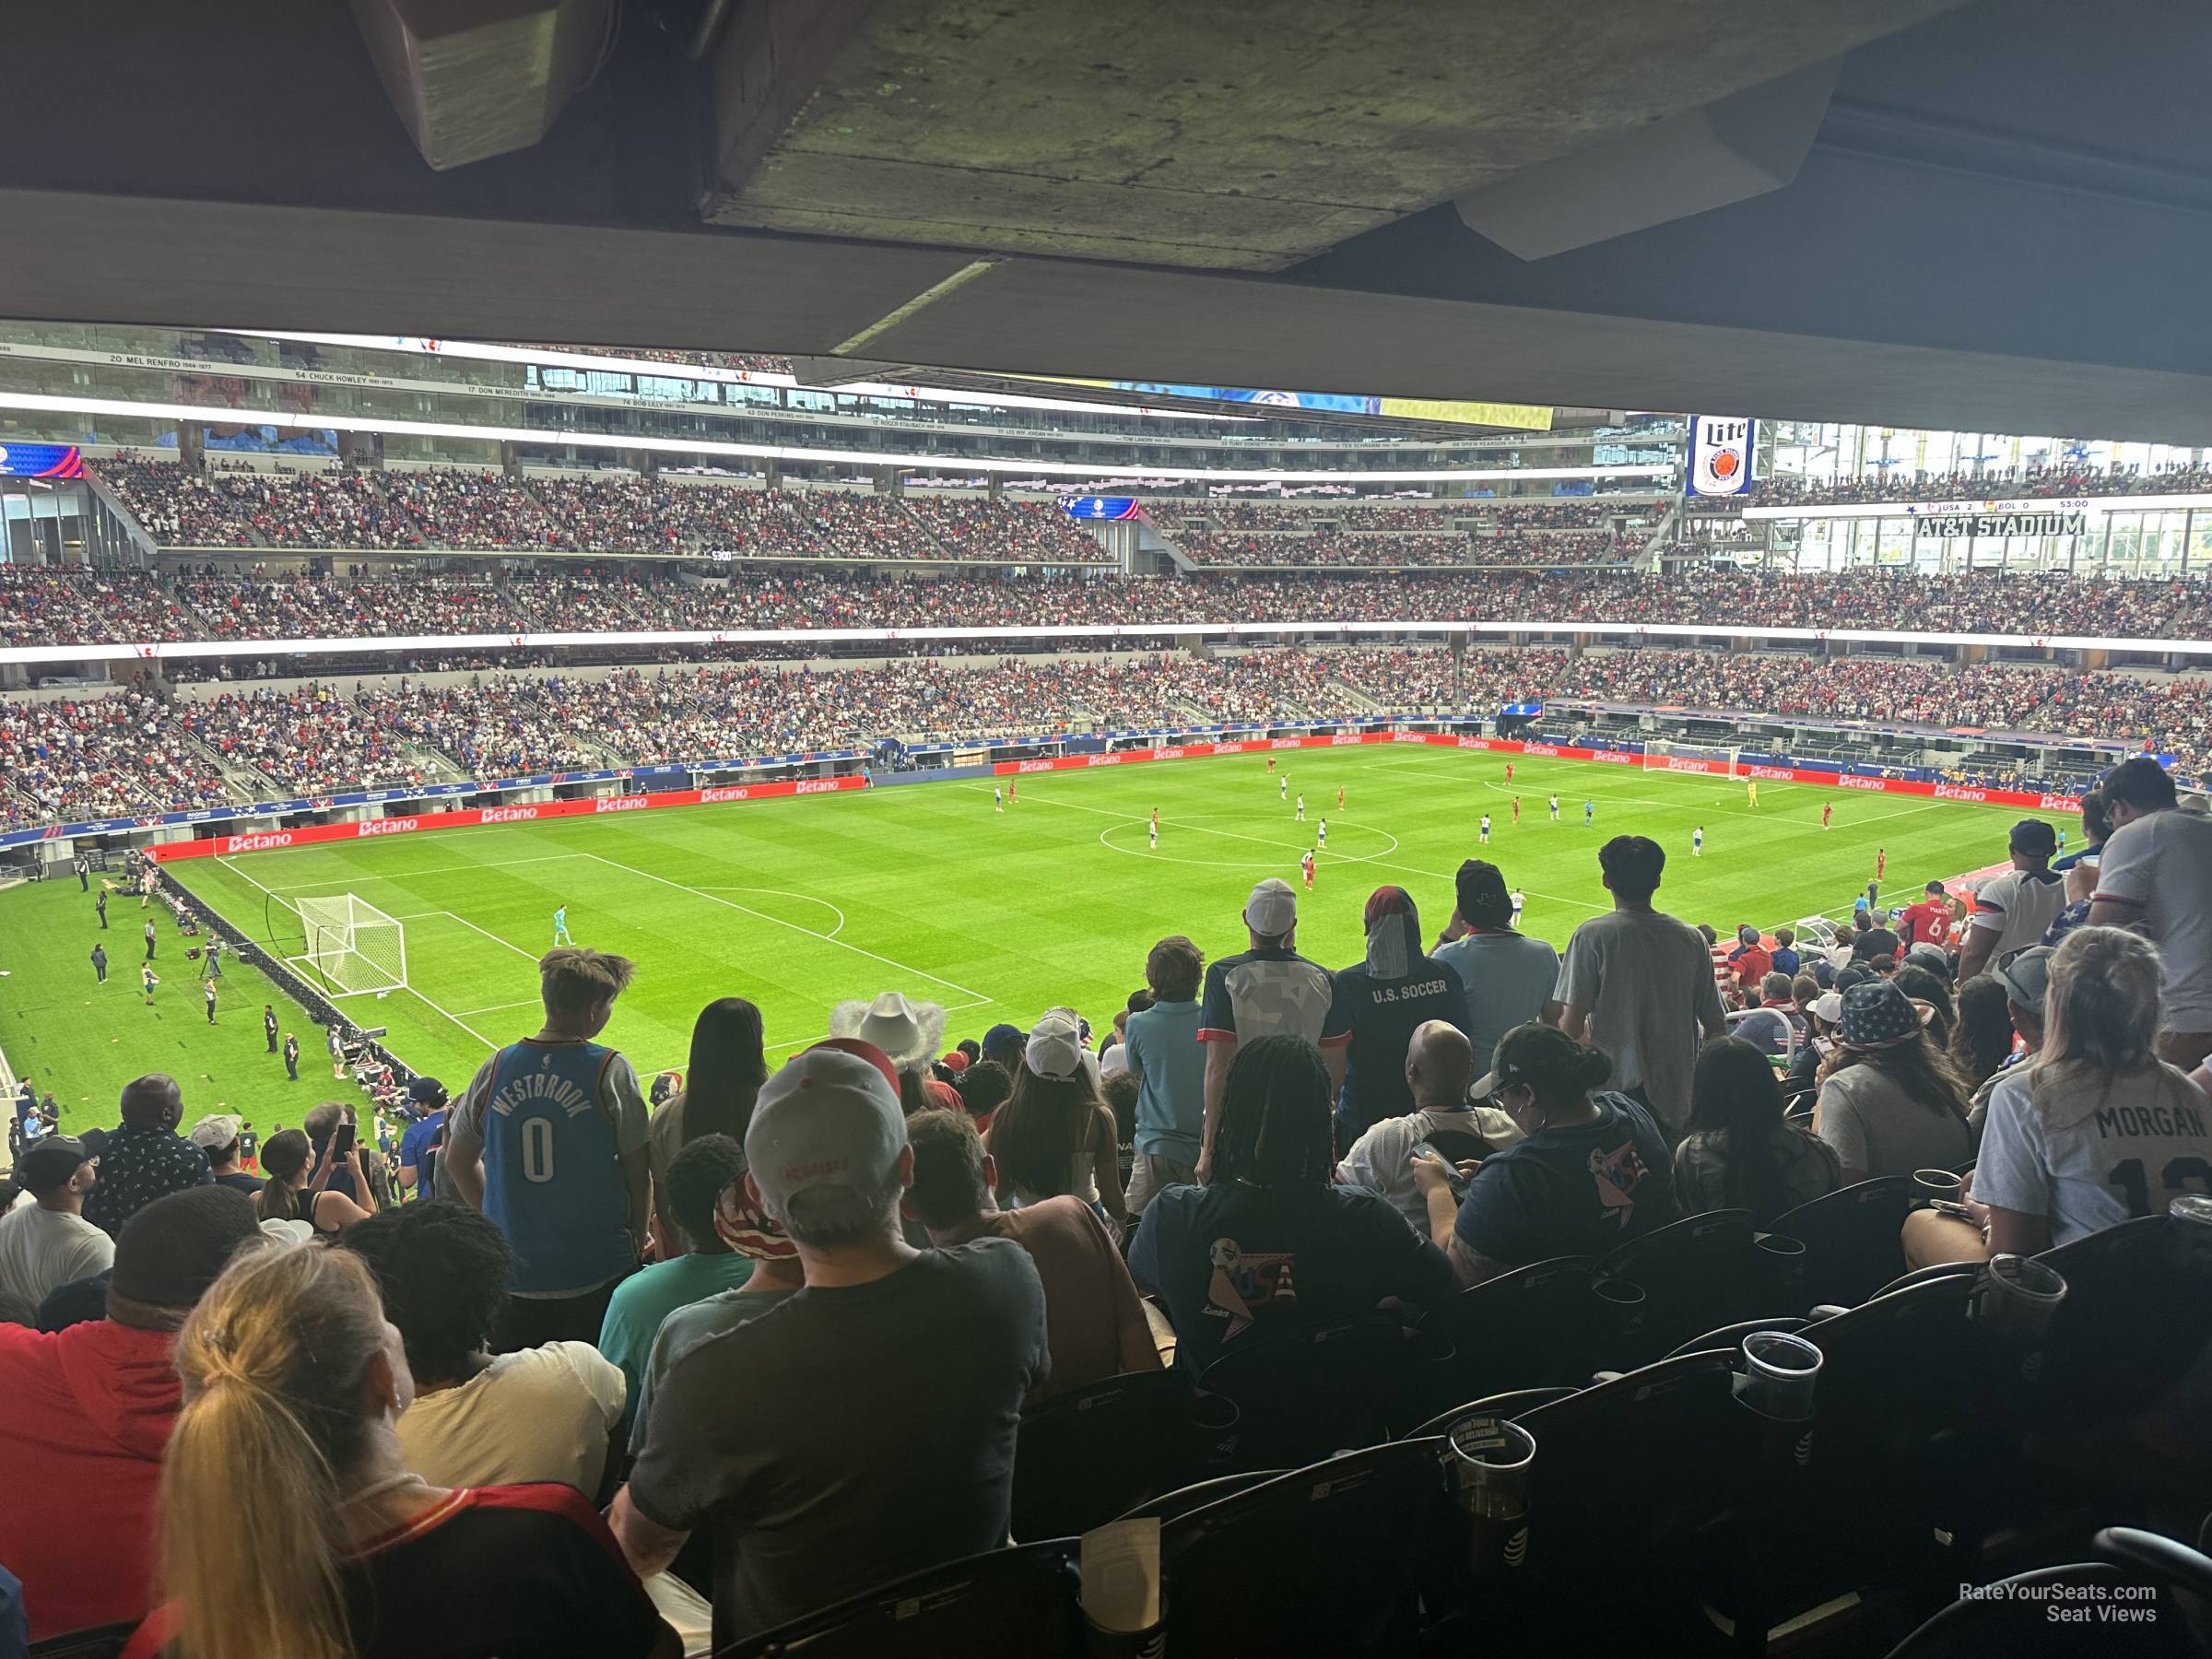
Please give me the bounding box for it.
[3,748,2061,1140]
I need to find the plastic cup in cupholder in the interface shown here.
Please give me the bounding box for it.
[1735,1330,1823,1422]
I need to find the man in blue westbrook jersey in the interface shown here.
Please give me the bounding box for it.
[447,947,652,1349]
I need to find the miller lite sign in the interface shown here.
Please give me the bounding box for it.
[1686,416,1756,498]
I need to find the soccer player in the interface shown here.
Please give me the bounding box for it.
[1506,762,1515,783]
[1583,799,1594,828]
[1148,816,1159,850]
[1010,781,1018,806]
[1478,813,1492,844]
[1877,847,1888,881]
[140,963,159,1006]
[1267,757,1277,773]
[1296,793,1306,822]
[445,947,653,1347]
[994,785,1004,813]
[1822,802,1832,830]
[1279,774,1288,802]
[552,903,573,947]
[1747,781,1759,807]
[1300,849,1316,890]
[1549,794,1560,822]
[1692,826,1704,857]
[1317,818,1329,849]
[1512,795,1521,825]
[1510,887,1525,925]
[1337,784,1345,810]
[2055,826,2066,855]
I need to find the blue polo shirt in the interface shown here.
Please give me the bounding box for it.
[1123,998,1207,1163]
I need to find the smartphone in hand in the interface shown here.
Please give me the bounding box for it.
[333,1116,357,1158]
[1410,1139,1472,1199]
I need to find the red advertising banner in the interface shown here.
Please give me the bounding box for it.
[147,775,869,862]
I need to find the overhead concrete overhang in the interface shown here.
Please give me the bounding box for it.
[0,0,2206,441]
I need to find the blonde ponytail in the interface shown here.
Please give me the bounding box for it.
[159,1246,391,1659]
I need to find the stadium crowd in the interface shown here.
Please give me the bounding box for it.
[176,571,516,640]
[5,751,2210,1655]
[1749,460,2212,508]
[29,551,2212,653]
[12,644,2212,824]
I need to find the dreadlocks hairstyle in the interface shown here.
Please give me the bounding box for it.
[1212,1034,1336,1192]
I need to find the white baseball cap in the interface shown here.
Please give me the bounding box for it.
[1244,877,1298,937]
[1025,1014,1087,1081]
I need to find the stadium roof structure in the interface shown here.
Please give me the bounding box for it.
[1,0,2206,442]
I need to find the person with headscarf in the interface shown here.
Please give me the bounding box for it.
[1324,887,1472,1154]
[1128,1034,1453,1372]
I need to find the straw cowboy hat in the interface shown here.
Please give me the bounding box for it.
[829,991,948,1071]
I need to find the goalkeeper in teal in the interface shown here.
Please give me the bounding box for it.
[553,903,574,947]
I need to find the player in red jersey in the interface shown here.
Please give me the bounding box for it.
[1337,784,1345,810]
[1505,762,1515,783]
[1877,847,1888,881]
[1512,795,1522,824]
[1822,802,1832,829]
[1300,850,1316,890]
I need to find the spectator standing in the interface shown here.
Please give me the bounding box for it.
[81,1075,212,1240]
[610,1043,1049,1649]
[1770,926,1802,979]
[2088,756,2212,1067]
[1672,1037,1841,1224]
[0,1137,113,1312]
[1122,935,1209,1214]
[1956,820,2065,983]
[1726,926,1774,1000]
[447,948,652,1349]
[129,1241,674,1659]
[984,1015,1128,1226]
[1325,887,1471,1150]
[1898,881,1954,950]
[255,1127,374,1238]
[906,1107,1159,1400]
[0,1186,260,1643]
[142,918,155,961]
[830,992,956,1115]
[1547,836,1726,1135]
[395,1076,448,1199]
[1335,1019,1521,1234]
[1814,981,1975,1182]
[187,1114,264,1195]
[1195,878,1346,1180]
[1904,927,2212,1268]
[91,942,108,983]
[598,1135,757,1431]
[1129,1035,1454,1373]
[1418,1024,1678,1287]
[1432,858,1561,1067]
[645,997,766,1246]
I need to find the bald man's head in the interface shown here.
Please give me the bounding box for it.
[1404,1020,1475,1110]
[120,1073,183,1131]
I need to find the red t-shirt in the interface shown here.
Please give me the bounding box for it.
[1898,900,1951,947]
[1731,944,1774,987]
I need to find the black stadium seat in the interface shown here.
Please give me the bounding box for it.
[2029,1213,2212,1431]
[1009,1368,1239,1540]
[1115,1469,1285,1525]
[1414,1256,1641,1416]
[717,1539,1083,1659]
[1595,1210,1805,1364]
[1158,1438,1455,1657]
[1196,1318,1446,1473]
[1402,1386,1579,1441]
[1770,1176,1914,1308]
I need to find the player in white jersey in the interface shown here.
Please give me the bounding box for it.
[1316,818,1328,849]
[1296,793,1306,822]
[1279,773,1288,801]
[1692,827,1704,858]
[994,786,1003,813]
[1478,813,1491,844]
[1511,888,1525,924]
[1548,794,1559,821]
[1148,807,1159,849]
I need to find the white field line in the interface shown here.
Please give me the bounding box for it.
[577,850,992,1006]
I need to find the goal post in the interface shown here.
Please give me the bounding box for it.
[292,893,408,997]
[1641,740,1744,780]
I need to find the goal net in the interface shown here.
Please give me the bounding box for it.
[1641,740,1744,780]
[293,893,408,997]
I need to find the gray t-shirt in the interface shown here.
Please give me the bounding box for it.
[1554,909,1724,1132]
[0,1203,115,1310]
[1434,930,1562,1068]
[626,1241,1049,1648]
[1815,1062,1974,1182]
[2093,808,2212,1031]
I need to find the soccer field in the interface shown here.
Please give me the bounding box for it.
[4,747,2053,1138]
